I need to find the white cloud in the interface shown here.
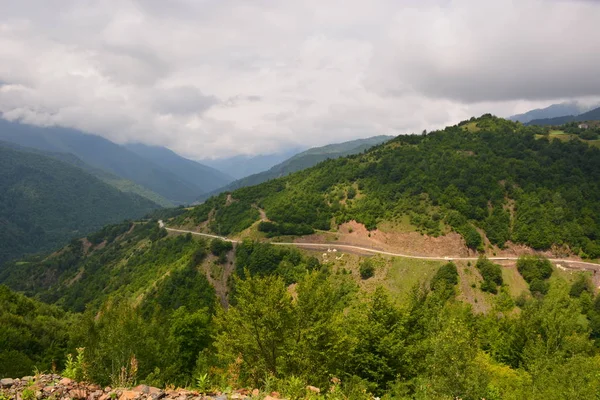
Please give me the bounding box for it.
[0,0,599,159]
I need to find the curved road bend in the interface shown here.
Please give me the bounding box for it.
[160,223,600,269]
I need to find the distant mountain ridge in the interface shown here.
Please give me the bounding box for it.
[509,102,592,123]
[125,143,234,193]
[0,143,159,264]
[200,149,304,180]
[526,106,600,126]
[202,135,393,199]
[0,118,232,204]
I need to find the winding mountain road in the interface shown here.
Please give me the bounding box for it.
[160,222,600,269]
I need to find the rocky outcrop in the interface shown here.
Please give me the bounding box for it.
[0,375,263,400]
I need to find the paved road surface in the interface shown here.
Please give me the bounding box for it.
[160,222,600,269]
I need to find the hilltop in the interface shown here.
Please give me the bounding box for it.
[175,115,600,260]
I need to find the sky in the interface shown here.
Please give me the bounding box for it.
[1,0,599,160]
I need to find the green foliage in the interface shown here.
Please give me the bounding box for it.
[0,285,72,377]
[21,388,35,400]
[257,221,314,237]
[430,262,459,291]
[235,240,319,284]
[210,239,233,257]
[517,255,553,295]
[210,239,233,263]
[359,259,376,280]
[570,274,594,298]
[476,257,503,294]
[63,347,87,381]
[214,274,296,385]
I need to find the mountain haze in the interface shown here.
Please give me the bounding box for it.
[527,105,600,126]
[204,135,393,198]
[0,119,229,204]
[125,143,234,193]
[509,102,592,123]
[201,149,303,180]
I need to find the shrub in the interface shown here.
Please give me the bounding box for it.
[517,255,553,283]
[476,257,503,294]
[431,262,458,290]
[569,274,593,298]
[359,260,375,280]
[529,279,549,296]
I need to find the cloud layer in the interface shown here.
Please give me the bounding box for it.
[1,0,599,159]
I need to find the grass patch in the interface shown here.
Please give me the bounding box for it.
[462,122,481,132]
[502,266,529,297]
[587,139,600,148]
[385,257,443,298]
[549,130,566,135]
[378,215,417,233]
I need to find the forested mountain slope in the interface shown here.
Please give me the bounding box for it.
[0,144,159,264]
[181,115,600,258]
[201,135,393,199]
[0,119,208,204]
[0,141,173,207]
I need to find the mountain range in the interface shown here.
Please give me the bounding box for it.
[526,105,600,126]
[0,118,233,205]
[509,101,594,123]
[200,149,303,180]
[201,135,393,199]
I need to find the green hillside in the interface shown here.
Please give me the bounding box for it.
[180,115,600,258]
[3,220,600,398]
[204,135,393,198]
[0,141,175,207]
[4,115,600,399]
[0,144,160,264]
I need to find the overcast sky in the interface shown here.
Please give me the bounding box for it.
[1,0,599,159]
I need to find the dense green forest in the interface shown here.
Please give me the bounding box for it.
[0,144,159,265]
[3,233,600,399]
[178,115,600,258]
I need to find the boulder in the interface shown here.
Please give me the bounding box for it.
[0,378,14,388]
[119,390,140,400]
[132,384,150,394]
[69,388,88,399]
[58,377,73,386]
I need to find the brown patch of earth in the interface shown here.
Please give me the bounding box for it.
[200,249,236,308]
[81,238,93,255]
[296,220,473,258]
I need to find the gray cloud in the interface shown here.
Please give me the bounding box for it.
[0,0,599,159]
